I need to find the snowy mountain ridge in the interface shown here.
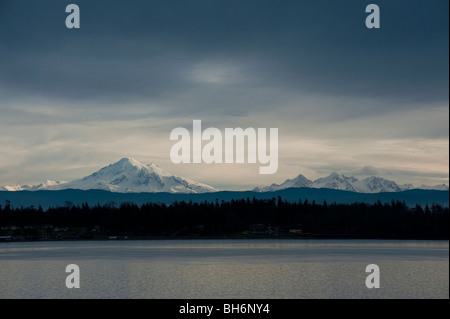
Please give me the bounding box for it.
[255,172,448,193]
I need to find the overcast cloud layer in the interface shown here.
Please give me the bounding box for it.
[0,0,448,190]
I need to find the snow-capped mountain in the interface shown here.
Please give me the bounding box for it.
[0,180,67,192]
[254,174,313,192]
[256,173,446,193]
[353,176,401,193]
[1,158,216,194]
[313,173,359,192]
[0,184,32,191]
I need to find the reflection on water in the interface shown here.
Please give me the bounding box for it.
[0,240,448,299]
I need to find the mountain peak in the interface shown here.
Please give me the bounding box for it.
[112,158,167,175]
[256,173,313,192]
[294,173,309,179]
[115,157,148,169]
[315,173,357,192]
[117,157,138,164]
[74,158,216,193]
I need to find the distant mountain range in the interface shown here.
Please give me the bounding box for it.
[0,158,216,194]
[1,158,448,194]
[254,172,449,193]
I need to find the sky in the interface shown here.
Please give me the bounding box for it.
[0,0,448,190]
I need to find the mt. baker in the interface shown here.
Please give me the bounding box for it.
[1,158,216,194]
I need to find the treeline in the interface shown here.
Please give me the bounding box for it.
[0,198,448,239]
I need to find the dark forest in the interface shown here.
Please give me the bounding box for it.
[0,198,448,240]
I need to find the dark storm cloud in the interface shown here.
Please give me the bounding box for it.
[0,0,448,188]
[0,0,448,110]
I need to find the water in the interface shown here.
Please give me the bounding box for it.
[0,240,448,299]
